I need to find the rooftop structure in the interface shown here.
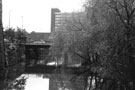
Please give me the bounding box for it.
[28,32,51,44]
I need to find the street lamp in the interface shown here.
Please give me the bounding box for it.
[21,16,23,29]
[9,10,11,28]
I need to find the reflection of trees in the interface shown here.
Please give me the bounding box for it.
[7,76,27,90]
[49,67,87,90]
[50,74,86,90]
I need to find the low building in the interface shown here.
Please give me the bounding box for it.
[28,31,51,44]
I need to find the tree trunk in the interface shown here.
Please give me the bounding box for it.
[0,0,7,69]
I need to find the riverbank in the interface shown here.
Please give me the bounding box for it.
[0,62,26,90]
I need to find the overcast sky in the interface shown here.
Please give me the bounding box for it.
[3,0,84,33]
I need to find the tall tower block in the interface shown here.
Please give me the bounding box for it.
[51,8,60,32]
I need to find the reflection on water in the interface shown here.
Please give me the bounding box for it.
[0,62,49,90]
[1,73,49,90]
[13,74,49,90]
[0,62,86,90]
[6,75,27,90]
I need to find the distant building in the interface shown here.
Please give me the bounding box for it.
[28,31,51,44]
[51,8,73,32]
[51,8,60,32]
[51,8,80,32]
[55,12,73,31]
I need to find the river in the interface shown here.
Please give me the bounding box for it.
[0,62,86,90]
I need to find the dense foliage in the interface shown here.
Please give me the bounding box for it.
[4,27,28,66]
[50,0,135,90]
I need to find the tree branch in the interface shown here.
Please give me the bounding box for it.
[114,5,128,28]
[70,49,89,61]
[123,0,130,19]
[70,67,95,81]
[78,18,87,31]
[129,7,135,18]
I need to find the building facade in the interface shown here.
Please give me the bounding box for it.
[51,8,60,32]
[51,8,73,32]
